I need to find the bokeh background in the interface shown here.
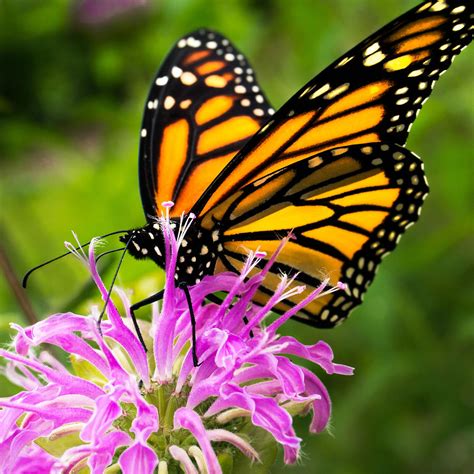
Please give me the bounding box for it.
[1,0,473,472]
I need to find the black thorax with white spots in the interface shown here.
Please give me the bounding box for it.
[121,220,219,285]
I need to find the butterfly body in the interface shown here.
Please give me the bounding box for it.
[122,221,219,285]
[125,0,472,327]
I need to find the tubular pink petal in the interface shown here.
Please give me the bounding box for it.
[267,280,330,334]
[0,349,103,400]
[169,445,199,474]
[119,441,158,474]
[88,431,131,473]
[207,429,260,462]
[0,400,92,433]
[301,367,332,433]
[174,408,222,474]
[81,393,123,442]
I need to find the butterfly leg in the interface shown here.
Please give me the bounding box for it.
[129,289,165,352]
[178,282,201,367]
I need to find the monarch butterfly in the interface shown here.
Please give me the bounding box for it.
[121,0,472,328]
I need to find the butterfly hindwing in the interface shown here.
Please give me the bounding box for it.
[194,0,472,217]
[207,143,429,327]
[138,29,274,218]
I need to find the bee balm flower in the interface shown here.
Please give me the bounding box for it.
[0,216,353,473]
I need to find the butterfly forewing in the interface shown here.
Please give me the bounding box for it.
[193,0,472,217]
[211,143,429,327]
[138,29,274,218]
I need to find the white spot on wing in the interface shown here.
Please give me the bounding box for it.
[309,83,330,99]
[156,76,169,86]
[164,96,175,110]
[171,66,183,78]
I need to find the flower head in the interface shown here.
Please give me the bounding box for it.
[0,212,353,473]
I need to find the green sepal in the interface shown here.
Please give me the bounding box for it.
[232,423,278,474]
[35,431,83,457]
[70,354,107,386]
[218,450,234,473]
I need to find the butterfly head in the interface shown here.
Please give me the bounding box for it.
[120,223,166,266]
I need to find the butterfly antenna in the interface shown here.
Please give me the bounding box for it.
[97,237,131,335]
[95,247,126,265]
[22,229,129,288]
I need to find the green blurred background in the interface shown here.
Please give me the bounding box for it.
[1,0,473,472]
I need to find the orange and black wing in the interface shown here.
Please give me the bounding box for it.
[194,0,472,217]
[207,143,429,327]
[138,29,274,219]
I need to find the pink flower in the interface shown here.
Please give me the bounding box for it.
[0,212,353,473]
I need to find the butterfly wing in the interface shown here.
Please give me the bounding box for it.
[207,143,429,327]
[138,29,274,218]
[193,0,472,217]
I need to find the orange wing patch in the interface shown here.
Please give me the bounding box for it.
[196,61,226,75]
[318,82,390,120]
[387,16,446,41]
[197,116,261,155]
[183,50,211,65]
[173,152,236,215]
[285,106,385,154]
[156,119,189,204]
[196,96,234,125]
[225,205,334,236]
[339,210,390,232]
[302,226,368,259]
